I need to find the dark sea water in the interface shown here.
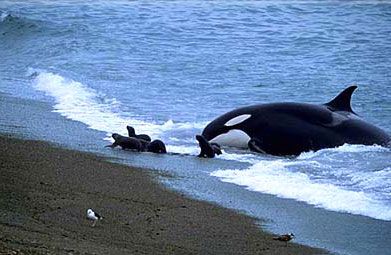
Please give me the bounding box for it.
[1,1,390,254]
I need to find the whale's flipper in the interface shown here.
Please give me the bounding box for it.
[248,138,266,154]
[211,143,222,155]
[196,135,220,158]
[324,86,357,114]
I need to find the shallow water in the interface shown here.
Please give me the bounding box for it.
[1,1,390,254]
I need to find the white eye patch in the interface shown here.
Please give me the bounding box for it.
[224,114,251,127]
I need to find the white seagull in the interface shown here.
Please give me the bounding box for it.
[87,208,103,227]
[273,233,295,247]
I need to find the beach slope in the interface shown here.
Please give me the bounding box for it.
[0,135,326,254]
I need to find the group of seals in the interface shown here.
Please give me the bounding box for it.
[107,126,166,154]
[107,126,222,158]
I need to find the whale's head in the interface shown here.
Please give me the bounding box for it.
[202,112,252,148]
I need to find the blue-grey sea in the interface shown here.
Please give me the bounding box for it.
[1,1,390,254]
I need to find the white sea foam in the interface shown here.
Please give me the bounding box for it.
[298,143,389,160]
[160,119,208,131]
[168,137,195,143]
[1,11,10,22]
[167,145,200,155]
[31,70,205,142]
[349,167,391,193]
[32,71,160,136]
[212,159,391,221]
[219,152,260,164]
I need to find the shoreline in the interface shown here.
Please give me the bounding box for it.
[0,134,326,254]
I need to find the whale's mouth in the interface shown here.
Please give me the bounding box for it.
[210,129,251,148]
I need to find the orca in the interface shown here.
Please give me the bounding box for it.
[202,86,390,156]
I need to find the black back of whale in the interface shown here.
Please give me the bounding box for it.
[202,86,390,156]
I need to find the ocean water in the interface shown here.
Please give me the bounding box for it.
[1,1,390,254]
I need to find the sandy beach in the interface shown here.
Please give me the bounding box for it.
[0,135,326,254]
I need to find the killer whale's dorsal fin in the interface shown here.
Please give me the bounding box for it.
[324,85,357,113]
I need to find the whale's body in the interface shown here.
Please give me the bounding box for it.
[202,86,390,156]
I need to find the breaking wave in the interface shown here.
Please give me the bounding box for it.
[30,70,206,142]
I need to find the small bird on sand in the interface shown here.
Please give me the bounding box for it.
[273,233,294,247]
[87,209,103,227]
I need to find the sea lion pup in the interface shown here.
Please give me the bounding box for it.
[106,133,144,151]
[146,139,167,154]
[196,134,222,158]
[126,126,152,142]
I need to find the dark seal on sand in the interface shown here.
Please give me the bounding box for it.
[107,133,166,154]
[147,139,167,154]
[107,133,144,151]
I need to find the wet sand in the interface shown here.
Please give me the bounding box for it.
[0,135,326,254]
